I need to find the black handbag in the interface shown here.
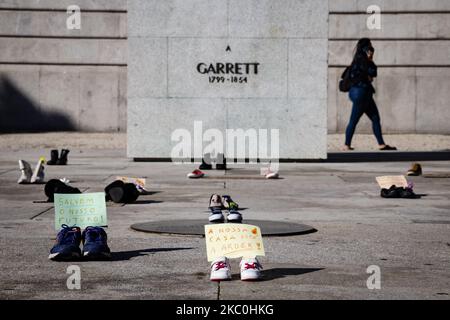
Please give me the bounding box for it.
[339,66,352,92]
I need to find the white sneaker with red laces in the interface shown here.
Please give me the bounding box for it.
[187,169,205,179]
[210,257,232,281]
[240,258,263,281]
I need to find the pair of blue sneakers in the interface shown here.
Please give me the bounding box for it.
[49,225,111,261]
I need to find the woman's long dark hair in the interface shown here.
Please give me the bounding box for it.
[352,38,372,64]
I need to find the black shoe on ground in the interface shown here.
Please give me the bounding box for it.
[45,179,82,202]
[105,180,140,203]
[82,226,111,260]
[47,150,59,165]
[380,185,420,199]
[49,225,82,261]
[56,149,70,165]
[380,185,401,198]
[199,153,213,170]
[379,145,397,151]
[216,153,227,170]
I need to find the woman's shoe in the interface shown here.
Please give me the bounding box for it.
[341,145,354,151]
[379,145,397,151]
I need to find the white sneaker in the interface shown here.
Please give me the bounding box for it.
[18,160,32,184]
[226,209,242,223]
[187,169,205,179]
[209,208,224,223]
[240,258,263,281]
[208,194,224,222]
[31,157,45,184]
[210,257,232,281]
[265,171,279,179]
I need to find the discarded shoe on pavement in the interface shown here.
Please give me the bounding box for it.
[379,145,397,151]
[31,157,46,184]
[222,195,239,210]
[407,163,422,176]
[47,150,59,165]
[105,180,140,203]
[199,153,213,170]
[45,179,82,202]
[82,226,111,260]
[216,153,227,170]
[240,257,263,281]
[187,169,205,179]
[56,149,70,165]
[265,171,279,179]
[208,194,224,222]
[49,224,82,261]
[380,185,420,199]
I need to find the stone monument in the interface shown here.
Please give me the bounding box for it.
[128,0,328,160]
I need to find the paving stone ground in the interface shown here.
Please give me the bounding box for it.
[0,136,449,299]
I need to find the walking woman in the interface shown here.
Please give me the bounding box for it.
[343,38,396,151]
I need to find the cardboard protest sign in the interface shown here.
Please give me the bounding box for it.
[376,175,408,189]
[205,223,265,262]
[116,176,146,189]
[54,193,107,230]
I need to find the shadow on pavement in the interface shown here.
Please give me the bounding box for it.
[259,267,324,281]
[127,200,164,205]
[140,191,162,196]
[112,247,194,261]
[326,151,450,162]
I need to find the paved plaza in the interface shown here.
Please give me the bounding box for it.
[0,136,449,300]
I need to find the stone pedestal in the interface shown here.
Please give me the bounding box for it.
[128,0,328,159]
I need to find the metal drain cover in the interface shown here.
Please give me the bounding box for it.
[131,219,317,237]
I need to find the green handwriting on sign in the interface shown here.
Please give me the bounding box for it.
[54,193,107,230]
